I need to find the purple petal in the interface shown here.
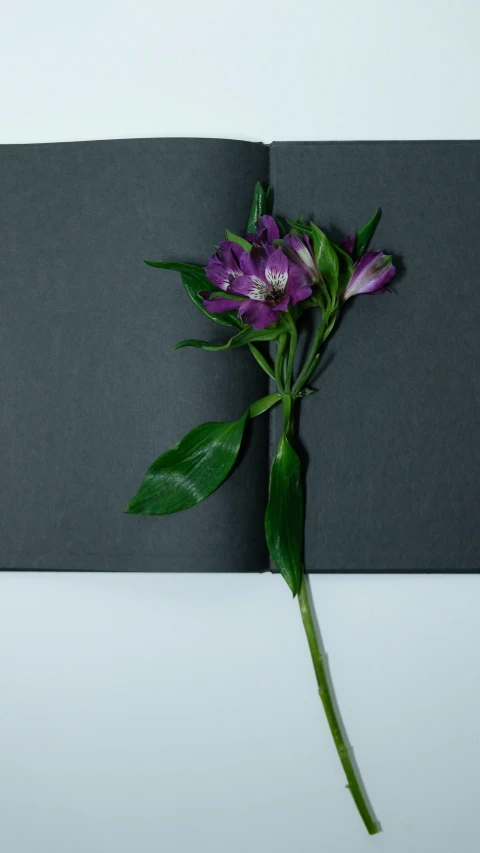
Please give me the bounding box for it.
[237,300,280,330]
[283,233,317,277]
[285,266,313,306]
[205,241,246,291]
[341,232,356,257]
[343,252,396,300]
[200,293,244,314]
[239,245,269,278]
[205,261,233,291]
[265,247,288,294]
[229,274,272,300]
[256,215,280,243]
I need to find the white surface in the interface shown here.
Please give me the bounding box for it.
[2,0,480,144]
[2,1,480,851]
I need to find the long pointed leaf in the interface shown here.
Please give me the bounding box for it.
[265,434,304,596]
[144,261,205,277]
[310,222,339,296]
[225,230,252,252]
[332,242,354,293]
[144,261,242,328]
[174,325,284,352]
[354,208,382,259]
[247,182,267,233]
[180,271,243,328]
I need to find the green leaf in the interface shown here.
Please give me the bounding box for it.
[310,222,339,296]
[225,230,252,252]
[124,413,249,515]
[144,260,241,329]
[265,186,274,216]
[124,393,281,516]
[355,208,381,259]
[180,271,243,329]
[247,182,267,233]
[174,324,284,352]
[248,393,281,418]
[332,242,354,292]
[265,434,304,596]
[286,218,313,237]
[143,261,205,277]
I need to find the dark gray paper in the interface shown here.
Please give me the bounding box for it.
[1,138,479,572]
[271,141,480,570]
[1,138,270,571]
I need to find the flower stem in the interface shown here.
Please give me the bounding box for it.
[292,301,338,396]
[274,333,288,393]
[284,314,298,392]
[297,577,380,836]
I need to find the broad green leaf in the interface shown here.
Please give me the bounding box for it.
[310,222,339,296]
[124,393,281,516]
[225,230,252,252]
[174,324,284,352]
[124,413,249,515]
[180,271,243,329]
[355,208,381,259]
[332,242,354,293]
[248,393,281,418]
[247,182,267,233]
[265,434,304,596]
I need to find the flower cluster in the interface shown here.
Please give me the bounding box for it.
[202,215,396,329]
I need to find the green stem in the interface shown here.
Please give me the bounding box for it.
[284,314,298,392]
[292,302,338,396]
[248,343,276,381]
[281,392,294,439]
[274,333,288,393]
[297,578,380,835]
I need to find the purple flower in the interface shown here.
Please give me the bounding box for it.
[343,251,396,301]
[340,232,356,257]
[282,233,319,280]
[203,245,312,330]
[205,241,245,291]
[246,215,280,246]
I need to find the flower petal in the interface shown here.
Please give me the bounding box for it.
[205,241,246,291]
[201,293,244,314]
[285,266,313,306]
[265,248,288,295]
[343,252,396,300]
[205,261,234,291]
[238,300,280,330]
[283,234,317,277]
[257,215,280,242]
[229,274,272,301]
[340,232,356,257]
[239,245,268,277]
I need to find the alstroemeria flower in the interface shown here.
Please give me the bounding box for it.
[343,251,396,301]
[282,233,319,281]
[205,241,245,291]
[202,245,312,330]
[246,214,280,246]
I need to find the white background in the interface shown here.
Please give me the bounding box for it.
[2,1,480,851]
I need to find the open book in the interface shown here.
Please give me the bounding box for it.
[2,138,479,572]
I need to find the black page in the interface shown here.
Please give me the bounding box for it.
[0,138,270,571]
[271,141,480,571]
